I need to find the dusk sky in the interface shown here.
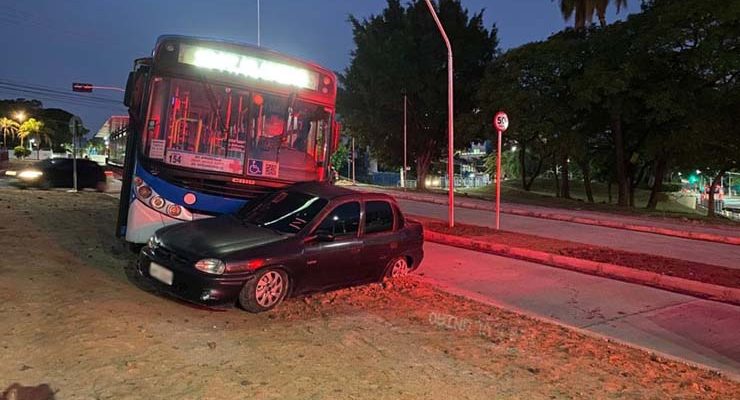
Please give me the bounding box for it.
[0,0,631,134]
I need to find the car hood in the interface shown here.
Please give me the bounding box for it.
[157,215,288,258]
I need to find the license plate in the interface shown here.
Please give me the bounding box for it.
[149,262,173,285]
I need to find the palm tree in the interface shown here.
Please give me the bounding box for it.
[18,118,44,148]
[0,117,20,148]
[558,0,627,29]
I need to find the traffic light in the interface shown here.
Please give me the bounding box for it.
[72,83,94,92]
[688,175,698,184]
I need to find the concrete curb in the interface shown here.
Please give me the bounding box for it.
[418,275,740,383]
[424,230,740,306]
[378,189,740,246]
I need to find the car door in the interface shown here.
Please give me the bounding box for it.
[359,200,398,280]
[301,201,363,290]
[51,159,73,187]
[79,160,101,188]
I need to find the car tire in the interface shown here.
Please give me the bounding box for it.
[38,179,51,190]
[384,256,410,279]
[238,268,289,313]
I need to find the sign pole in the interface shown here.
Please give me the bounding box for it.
[493,111,509,230]
[496,129,502,230]
[68,116,82,193]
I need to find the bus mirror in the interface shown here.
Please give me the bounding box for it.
[123,71,135,108]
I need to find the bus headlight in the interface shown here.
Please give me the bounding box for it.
[195,259,225,275]
[150,196,165,209]
[137,185,152,199]
[166,204,182,217]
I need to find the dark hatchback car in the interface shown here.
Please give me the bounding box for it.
[11,158,107,190]
[137,182,424,312]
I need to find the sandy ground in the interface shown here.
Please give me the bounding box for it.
[0,187,738,399]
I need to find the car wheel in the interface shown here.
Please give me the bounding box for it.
[38,179,51,190]
[238,268,288,313]
[384,256,410,279]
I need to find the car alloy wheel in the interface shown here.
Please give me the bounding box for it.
[239,268,288,313]
[255,271,285,308]
[388,257,410,278]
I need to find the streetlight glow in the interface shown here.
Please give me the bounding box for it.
[14,111,26,123]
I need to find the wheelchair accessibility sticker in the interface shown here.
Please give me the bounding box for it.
[247,159,279,178]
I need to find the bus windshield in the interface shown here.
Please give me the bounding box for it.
[142,76,330,181]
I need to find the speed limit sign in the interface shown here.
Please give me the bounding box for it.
[494,111,509,132]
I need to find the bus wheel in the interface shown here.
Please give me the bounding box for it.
[238,268,288,313]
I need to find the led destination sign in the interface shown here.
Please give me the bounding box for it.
[178,44,319,90]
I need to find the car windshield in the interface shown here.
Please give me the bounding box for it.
[238,190,328,234]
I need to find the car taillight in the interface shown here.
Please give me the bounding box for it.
[166,204,182,217]
[137,185,152,199]
[149,196,165,209]
[133,176,143,186]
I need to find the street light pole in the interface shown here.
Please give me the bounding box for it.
[424,0,455,228]
[257,0,261,47]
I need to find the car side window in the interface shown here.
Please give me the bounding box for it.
[364,201,394,234]
[316,202,360,237]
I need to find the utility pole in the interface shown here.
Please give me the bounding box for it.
[403,93,407,189]
[257,0,261,47]
[351,136,356,184]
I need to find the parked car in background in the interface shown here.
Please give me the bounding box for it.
[6,158,107,191]
[137,182,424,312]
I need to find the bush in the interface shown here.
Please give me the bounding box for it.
[13,146,31,159]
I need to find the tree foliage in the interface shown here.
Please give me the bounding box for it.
[339,0,499,190]
[0,99,84,152]
[477,0,738,215]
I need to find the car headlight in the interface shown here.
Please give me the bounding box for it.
[195,259,226,275]
[18,170,43,180]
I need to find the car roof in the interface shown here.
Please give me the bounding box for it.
[289,182,394,203]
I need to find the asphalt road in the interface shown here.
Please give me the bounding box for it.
[421,242,740,377]
[398,199,740,269]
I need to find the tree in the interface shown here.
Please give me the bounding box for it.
[330,141,349,177]
[0,117,19,148]
[339,0,499,191]
[18,118,44,148]
[557,0,628,29]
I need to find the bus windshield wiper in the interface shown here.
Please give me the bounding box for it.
[198,74,228,136]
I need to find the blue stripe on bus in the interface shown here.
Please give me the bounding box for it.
[135,164,248,214]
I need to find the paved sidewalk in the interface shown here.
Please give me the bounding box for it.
[421,242,740,379]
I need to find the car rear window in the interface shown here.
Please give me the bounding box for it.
[364,201,394,234]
